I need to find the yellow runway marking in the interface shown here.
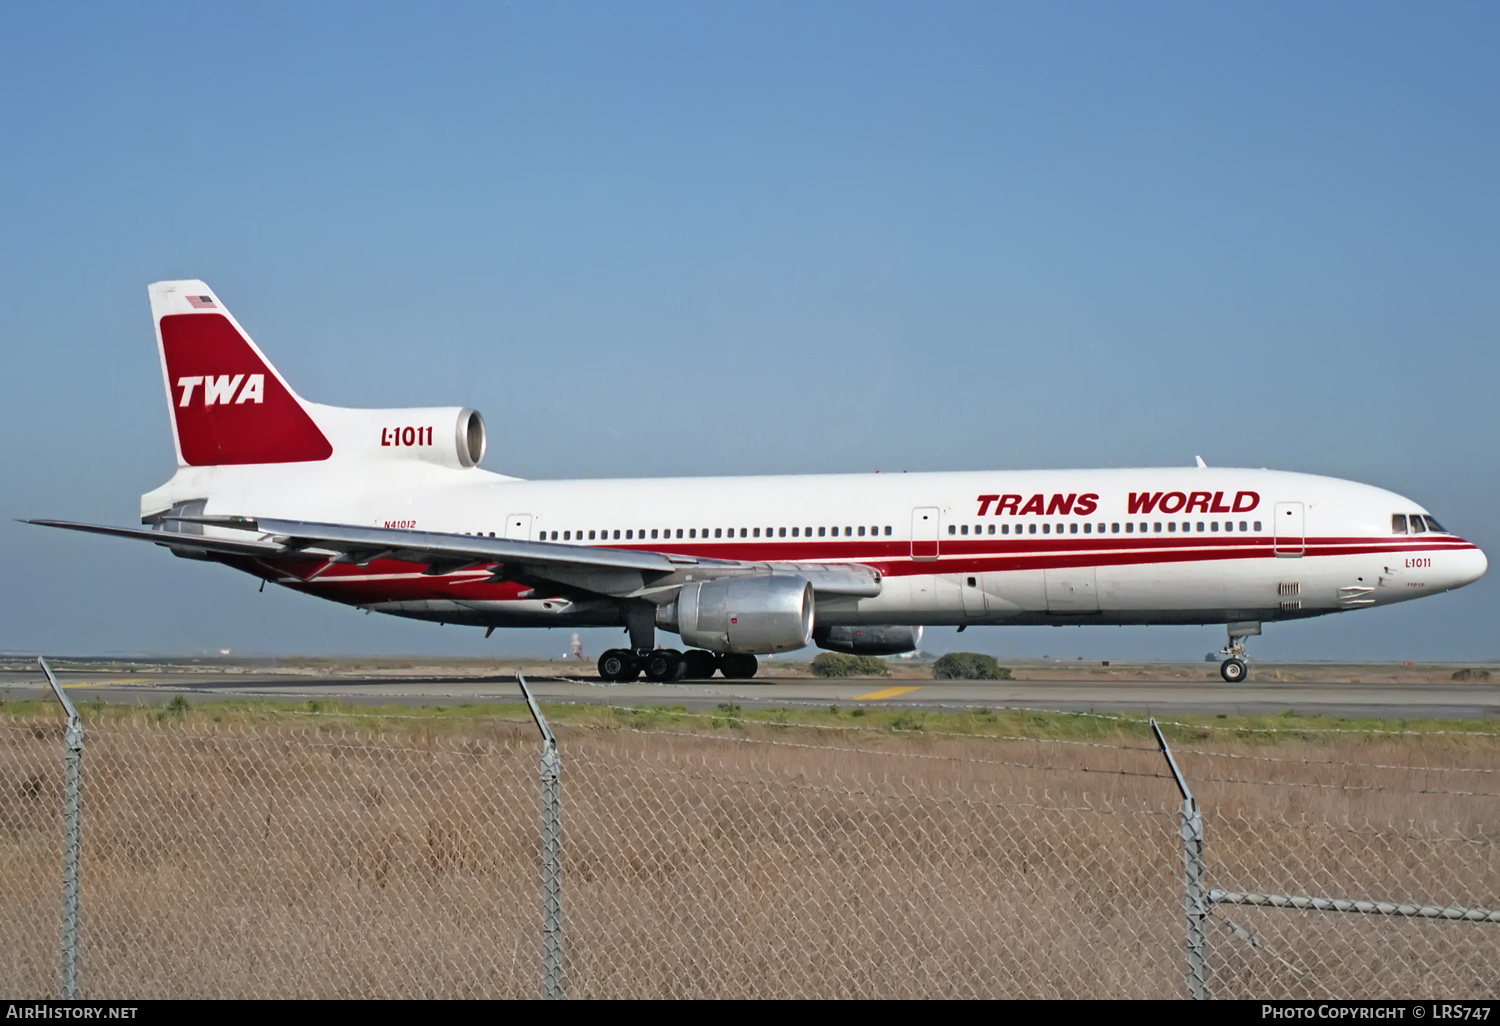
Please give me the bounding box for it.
[852,686,921,701]
[60,679,149,688]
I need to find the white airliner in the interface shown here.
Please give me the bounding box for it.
[30,281,1487,683]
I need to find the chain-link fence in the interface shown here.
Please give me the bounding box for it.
[2,672,1497,999]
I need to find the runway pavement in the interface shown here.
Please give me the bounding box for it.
[3,665,1498,720]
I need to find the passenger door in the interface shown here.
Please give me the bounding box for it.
[1273,502,1305,557]
[910,508,940,561]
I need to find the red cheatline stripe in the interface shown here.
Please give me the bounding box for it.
[245,536,1475,596]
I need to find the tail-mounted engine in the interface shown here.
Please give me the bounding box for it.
[656,575,814,654]
[324,406,486,469]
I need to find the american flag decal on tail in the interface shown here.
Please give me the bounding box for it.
[185,295,216,309]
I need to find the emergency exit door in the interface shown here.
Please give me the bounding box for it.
[505,514,533,540]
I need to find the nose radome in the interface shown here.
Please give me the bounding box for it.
[1456,544,1488,588]
[1469,545,1488,585]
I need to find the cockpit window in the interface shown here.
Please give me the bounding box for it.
[1424,515,1446,533]
[1408,514,1427,534]
[1391,514,1407,534]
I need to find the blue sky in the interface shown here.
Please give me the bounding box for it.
[2,1,1496,661]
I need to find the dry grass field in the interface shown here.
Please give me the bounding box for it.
[1,702,1495,999]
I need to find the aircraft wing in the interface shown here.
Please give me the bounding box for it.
[23,519,289,559]
[26,516,883,599]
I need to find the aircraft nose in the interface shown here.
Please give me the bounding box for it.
[1456,543,1488,587]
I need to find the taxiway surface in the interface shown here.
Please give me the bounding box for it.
[2,667,1497,720]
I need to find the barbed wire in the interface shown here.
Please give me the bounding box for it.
[1177,747,1500,775]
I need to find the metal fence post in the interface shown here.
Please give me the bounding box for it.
[518,673,563,999]
[40,657,82,1000]
[1153,719,1209,1000]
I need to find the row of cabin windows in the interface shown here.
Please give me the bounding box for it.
[537,526,896,542]
[1393,514,1446,535]
[949,520,1263,536]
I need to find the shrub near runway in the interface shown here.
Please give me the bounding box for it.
[932,652,1012,680]
[809,652,889,678]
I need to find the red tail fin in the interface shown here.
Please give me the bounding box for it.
[151,281,332,466]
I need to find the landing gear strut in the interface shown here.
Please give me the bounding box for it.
[1219,621,1260,683]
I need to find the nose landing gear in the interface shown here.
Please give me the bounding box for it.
[1219,621,1260,683]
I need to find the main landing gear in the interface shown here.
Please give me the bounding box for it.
[597,648,759,682]
[1218,621,1261,683]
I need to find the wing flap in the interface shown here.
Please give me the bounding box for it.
[193,516,687,574]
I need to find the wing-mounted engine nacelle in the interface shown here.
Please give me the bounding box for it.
[320,406,486,469]
[813,624,923,655]
[656,574,814,654]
